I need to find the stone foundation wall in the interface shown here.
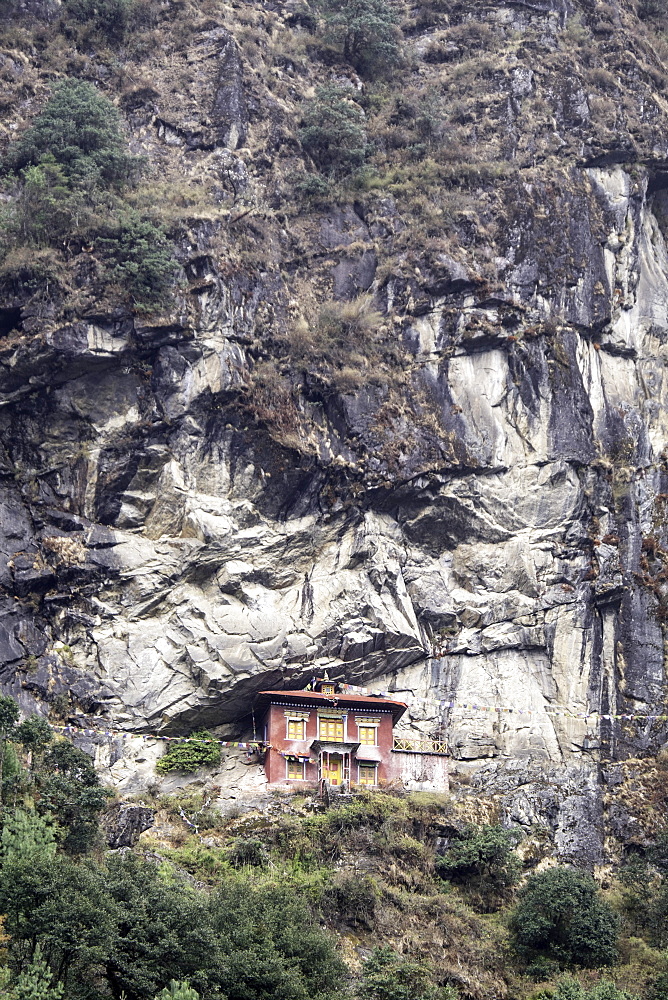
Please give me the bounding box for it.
[391,752,449,793]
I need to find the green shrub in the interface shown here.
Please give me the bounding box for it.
[647,972,668,1000]
[6,80,136,190]
[293,172,331,202]
[324,872,377,927]
[11,156,90,246]
[319,0,403,76]
[436,824,522,911]
[299,86,368,175]
[551,975,637,1000]
[510,866,619,969]
[226,837,268,868]
[359,946,454,1000]
[96,213,175,306]
[155,731,221,774]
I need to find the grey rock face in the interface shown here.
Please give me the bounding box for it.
[212,30,248,150]
[101,803,155,848]
[1,164,668,775]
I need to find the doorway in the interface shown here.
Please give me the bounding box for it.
[323,755,342,785]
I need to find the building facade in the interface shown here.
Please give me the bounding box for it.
[256,681,409,789]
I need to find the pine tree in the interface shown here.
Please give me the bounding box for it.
[155,981,201,1000]
[1,809,57,862]
[13,945,64,1000]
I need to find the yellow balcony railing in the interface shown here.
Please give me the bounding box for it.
[392,737,448,755]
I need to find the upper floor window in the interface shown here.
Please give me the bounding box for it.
[321,684,335,696]
[358,725,377,746]
[319,718,344,741]
[287,718,306,740]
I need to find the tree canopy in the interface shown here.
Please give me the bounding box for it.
[6,80,136,189]
[510,866,619,968]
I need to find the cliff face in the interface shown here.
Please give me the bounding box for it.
[2,0,668,829]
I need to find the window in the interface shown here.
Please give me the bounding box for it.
[319,718,344,741]
[358,725,377,745]
[286,759,305,780]
[321,684,335,696]
[287,718,306,740]
[359,764,377,786]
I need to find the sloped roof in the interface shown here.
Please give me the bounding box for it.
[256,689,408,723]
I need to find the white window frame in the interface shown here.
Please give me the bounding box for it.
[357,723,379,746]
[285,717,306,740]
[286,758,305,780]
[358,762,377,786]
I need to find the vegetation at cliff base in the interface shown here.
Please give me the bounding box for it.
[0,691,666,1000]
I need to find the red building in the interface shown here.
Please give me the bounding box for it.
[255,679,408,789]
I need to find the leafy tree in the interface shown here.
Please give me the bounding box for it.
[96,214,175,307]
[299,86,368,175]
[37,742,110,854]
[15,716,53,772]
[210,879,346,1000]
[358,947,454,1000]
[436,824,522,911]
[155,730,220,774]
[101,852,220,999]
[13,944,64,1000]
[1,809,58,862]
[8,156,93,247]
[552,976,636,1000]
[644,878,668,947]
[647,972,668,1000]
[0,696,20,809]
[510,866,619,968]
[155,981,200,1000]
[319,0,402,76]
[6,80,136,190]
[0,855,116,989]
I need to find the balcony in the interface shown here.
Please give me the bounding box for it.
[392,737,448,755]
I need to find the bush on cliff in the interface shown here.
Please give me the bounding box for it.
[319,0,403,77]
[358,946,454,1000]
[436,823,522,911]
[1,80,174,309]
[5,80,136,189]
[156,731,221,774]
[299,86,368,175]
[96,213,175,307]
[60,0,135,39]
[510,866,619,968]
